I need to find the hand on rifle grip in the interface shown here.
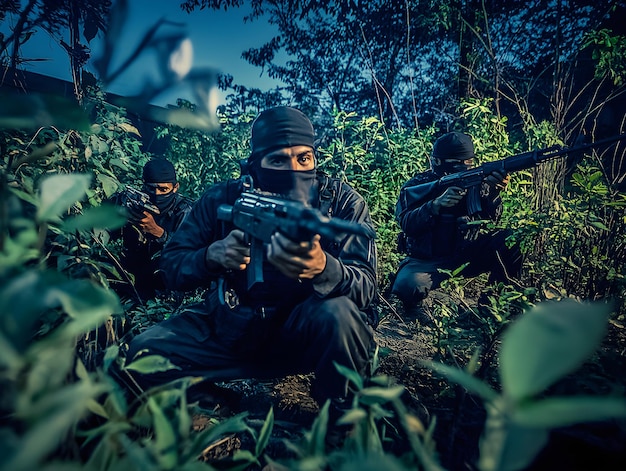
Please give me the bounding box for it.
[206,229,251,270]
[138,211,165,238]
[267,232,327,280]
[432,186,466,214]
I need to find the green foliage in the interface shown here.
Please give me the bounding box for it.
[156,105,253,199]
[316,110,435,287]
[423,300,626,471]
[582,29,626,85]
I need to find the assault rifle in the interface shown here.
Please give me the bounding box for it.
[217,187,376,288]
[118,186,160,221]
[404,133,626,215]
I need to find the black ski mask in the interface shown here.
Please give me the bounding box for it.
[246,106,317,204]
[142,159,178,212]
[430,132,475,176]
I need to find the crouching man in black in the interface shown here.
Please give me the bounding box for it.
[120,106,378,422]
[391,132,522,322]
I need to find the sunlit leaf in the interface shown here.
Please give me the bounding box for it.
[125,355,182,374]
[337,407,367,425]
[97,173,122,197]
[37,173,92,222]
[359,385,405,405]
[499,300,609,401]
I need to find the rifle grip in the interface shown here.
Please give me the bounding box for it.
[247,238,265,289]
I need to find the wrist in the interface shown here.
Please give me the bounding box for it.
[204,243,222,270]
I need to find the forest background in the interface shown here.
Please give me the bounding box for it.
[1,1,626,470]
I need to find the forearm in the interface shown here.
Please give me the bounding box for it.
[312,251,377,309]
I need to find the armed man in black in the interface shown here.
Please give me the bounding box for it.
[121,107,378,420]
[110,159,193,303]
[391,132,522,321]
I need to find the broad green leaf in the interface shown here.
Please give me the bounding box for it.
[125,355,182,374]
[97,172,122,197]
[37,173,92,222]
[513,396,626,428]
[499,300,609,401]
[61,204,127,232]
[40,280,121,341]
[109,157,130,170]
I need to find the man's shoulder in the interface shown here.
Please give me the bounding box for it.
[402,170,437,189]
[321,174,362,197]
[195,178,245,205]
[173,193,195,208]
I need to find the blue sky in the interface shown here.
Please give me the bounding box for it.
[6,1,282,106]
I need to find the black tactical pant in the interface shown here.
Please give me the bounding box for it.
[392,230,522,308]
[122,294,375,406]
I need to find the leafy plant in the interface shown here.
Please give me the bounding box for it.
[423,299,626,471]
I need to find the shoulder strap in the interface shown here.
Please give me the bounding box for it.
[317,173,336,217]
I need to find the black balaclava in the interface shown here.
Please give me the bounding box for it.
[430,132,475,176]
[246,106,317,204]
[142,159,177,212]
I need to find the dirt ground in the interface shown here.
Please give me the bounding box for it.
[189,290,626,470]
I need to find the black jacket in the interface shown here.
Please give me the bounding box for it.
[396,169,503,260]
[160,173,377,313]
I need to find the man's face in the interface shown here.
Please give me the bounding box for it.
[142,182,179,196]
[260,145,315,171]
[432,157,474,175]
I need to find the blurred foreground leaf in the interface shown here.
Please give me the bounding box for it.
[37,173,92,222]
[499,300,609,401]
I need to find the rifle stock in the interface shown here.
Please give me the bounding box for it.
[218,190,375,288]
